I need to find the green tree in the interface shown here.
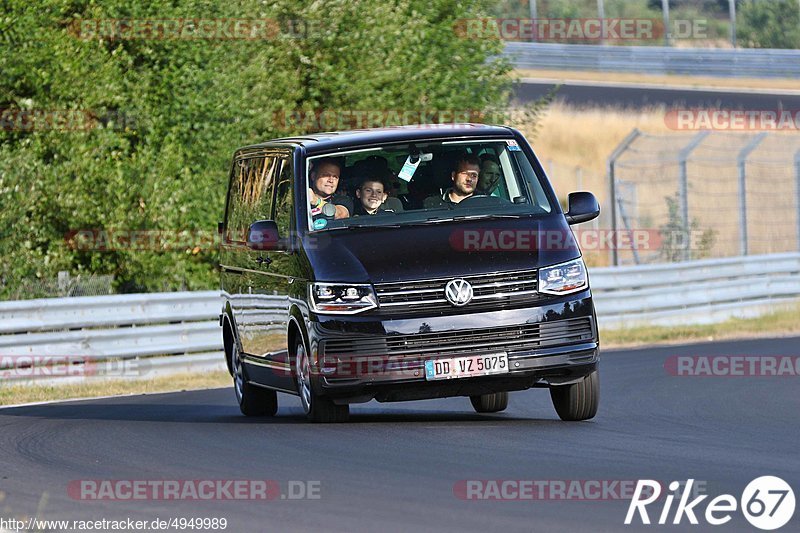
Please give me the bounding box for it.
[738,0,800,49]
[0,0,517,297]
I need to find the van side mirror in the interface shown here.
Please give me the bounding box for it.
[565,192,600,225]
[247,220,281,250]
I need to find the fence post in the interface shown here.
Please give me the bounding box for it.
[597,0,605,45]
[529,0,538,42]
[678,131,710,261]
[737,133,767,256]
[57,271,70,293]
[661,0,671,46]
[796,149,800,252]
[606,129,641,266]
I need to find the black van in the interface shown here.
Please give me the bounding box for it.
[219,125,601,422]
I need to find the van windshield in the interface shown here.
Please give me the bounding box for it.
[305,139,554,232]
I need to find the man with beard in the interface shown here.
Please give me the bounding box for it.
[423,154,480,208]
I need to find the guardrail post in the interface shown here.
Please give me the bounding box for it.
[606,129,641,266]
[796,149,800,252]
[677,131,710,261]
[737,133,767,256]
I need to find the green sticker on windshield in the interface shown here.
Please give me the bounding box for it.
[313,218,328,229]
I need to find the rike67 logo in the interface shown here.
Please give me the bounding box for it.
[626,477,795,530]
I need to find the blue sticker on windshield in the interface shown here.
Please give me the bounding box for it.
[313,218,328,230]
[506,140,521,151]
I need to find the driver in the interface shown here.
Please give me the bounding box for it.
[308,157,352,219]
[423,154,480,208]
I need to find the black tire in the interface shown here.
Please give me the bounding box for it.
[469,392,509,413]
[231,339,278,417]
[295,340,349,423]
[549,370,599,421]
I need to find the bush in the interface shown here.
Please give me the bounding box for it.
[738,0,800,49]
[0,0,514,297]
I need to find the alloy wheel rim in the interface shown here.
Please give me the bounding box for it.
[232,343,243,402]
[296,344,312,412]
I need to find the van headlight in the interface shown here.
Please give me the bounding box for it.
[538,258,588,295]
[309,282,378,314]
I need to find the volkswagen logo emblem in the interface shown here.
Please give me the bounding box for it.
[444,279,473,307]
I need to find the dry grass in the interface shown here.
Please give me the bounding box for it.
[514,102,800,264]
[601,303,800,349]
[0,371,231,407]
[522,102,671,174]
[514,102,670,209]
[515,68,800,92]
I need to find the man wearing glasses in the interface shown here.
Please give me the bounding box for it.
[423,154,480,208]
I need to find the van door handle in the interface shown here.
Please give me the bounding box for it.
[255,256,272,266]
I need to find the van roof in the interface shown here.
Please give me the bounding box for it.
[237,124,517,155]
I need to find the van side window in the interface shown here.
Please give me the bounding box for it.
[274,158,293,237]
[226,155,280,243]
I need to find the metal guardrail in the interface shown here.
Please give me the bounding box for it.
[591,253,800,328]
[505,42,800,78]
[0,291,228,385]
[2,253,798,383]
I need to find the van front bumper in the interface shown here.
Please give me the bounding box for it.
[305,291,599,403]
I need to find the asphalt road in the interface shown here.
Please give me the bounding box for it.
[1,336,799,532]
[515,80,800,109]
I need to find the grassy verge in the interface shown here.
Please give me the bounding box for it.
[0,370,231,407]
[515,68,800,92]
[601,303,800,348]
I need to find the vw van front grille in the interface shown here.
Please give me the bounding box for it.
[322,316,595,359]
[374,269,540,314]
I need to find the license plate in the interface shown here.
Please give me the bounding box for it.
[424,353,509,381]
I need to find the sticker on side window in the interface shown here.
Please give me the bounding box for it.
[506,140,521,152]
[397,156,421,182]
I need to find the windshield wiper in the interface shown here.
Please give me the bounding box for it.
[318,222,402,231]
[415,213,530,225]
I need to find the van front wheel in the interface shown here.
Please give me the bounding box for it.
[295,340,349,423]
[549,370,599,421]
[232,341,278,417]
[469,392,508,413]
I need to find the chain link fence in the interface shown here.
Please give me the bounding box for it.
[608,130,800,265]
[2,272,115,301]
